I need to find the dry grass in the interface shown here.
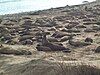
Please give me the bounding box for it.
[54,62,100,75]
[1,59,100,75]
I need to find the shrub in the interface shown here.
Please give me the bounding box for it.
[54,62,100,75]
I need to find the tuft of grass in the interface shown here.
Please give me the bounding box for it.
[3,59,100,75]
[54,62,100,75]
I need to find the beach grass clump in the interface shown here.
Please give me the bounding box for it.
[54,62,100,75]
[4,59,100,75]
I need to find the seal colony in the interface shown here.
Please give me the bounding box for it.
[0,0,100,55]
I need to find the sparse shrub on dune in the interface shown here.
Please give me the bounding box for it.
[54,62,100,75]
[2,59,100,75]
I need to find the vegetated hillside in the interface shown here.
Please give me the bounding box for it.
[0,1,100,75]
